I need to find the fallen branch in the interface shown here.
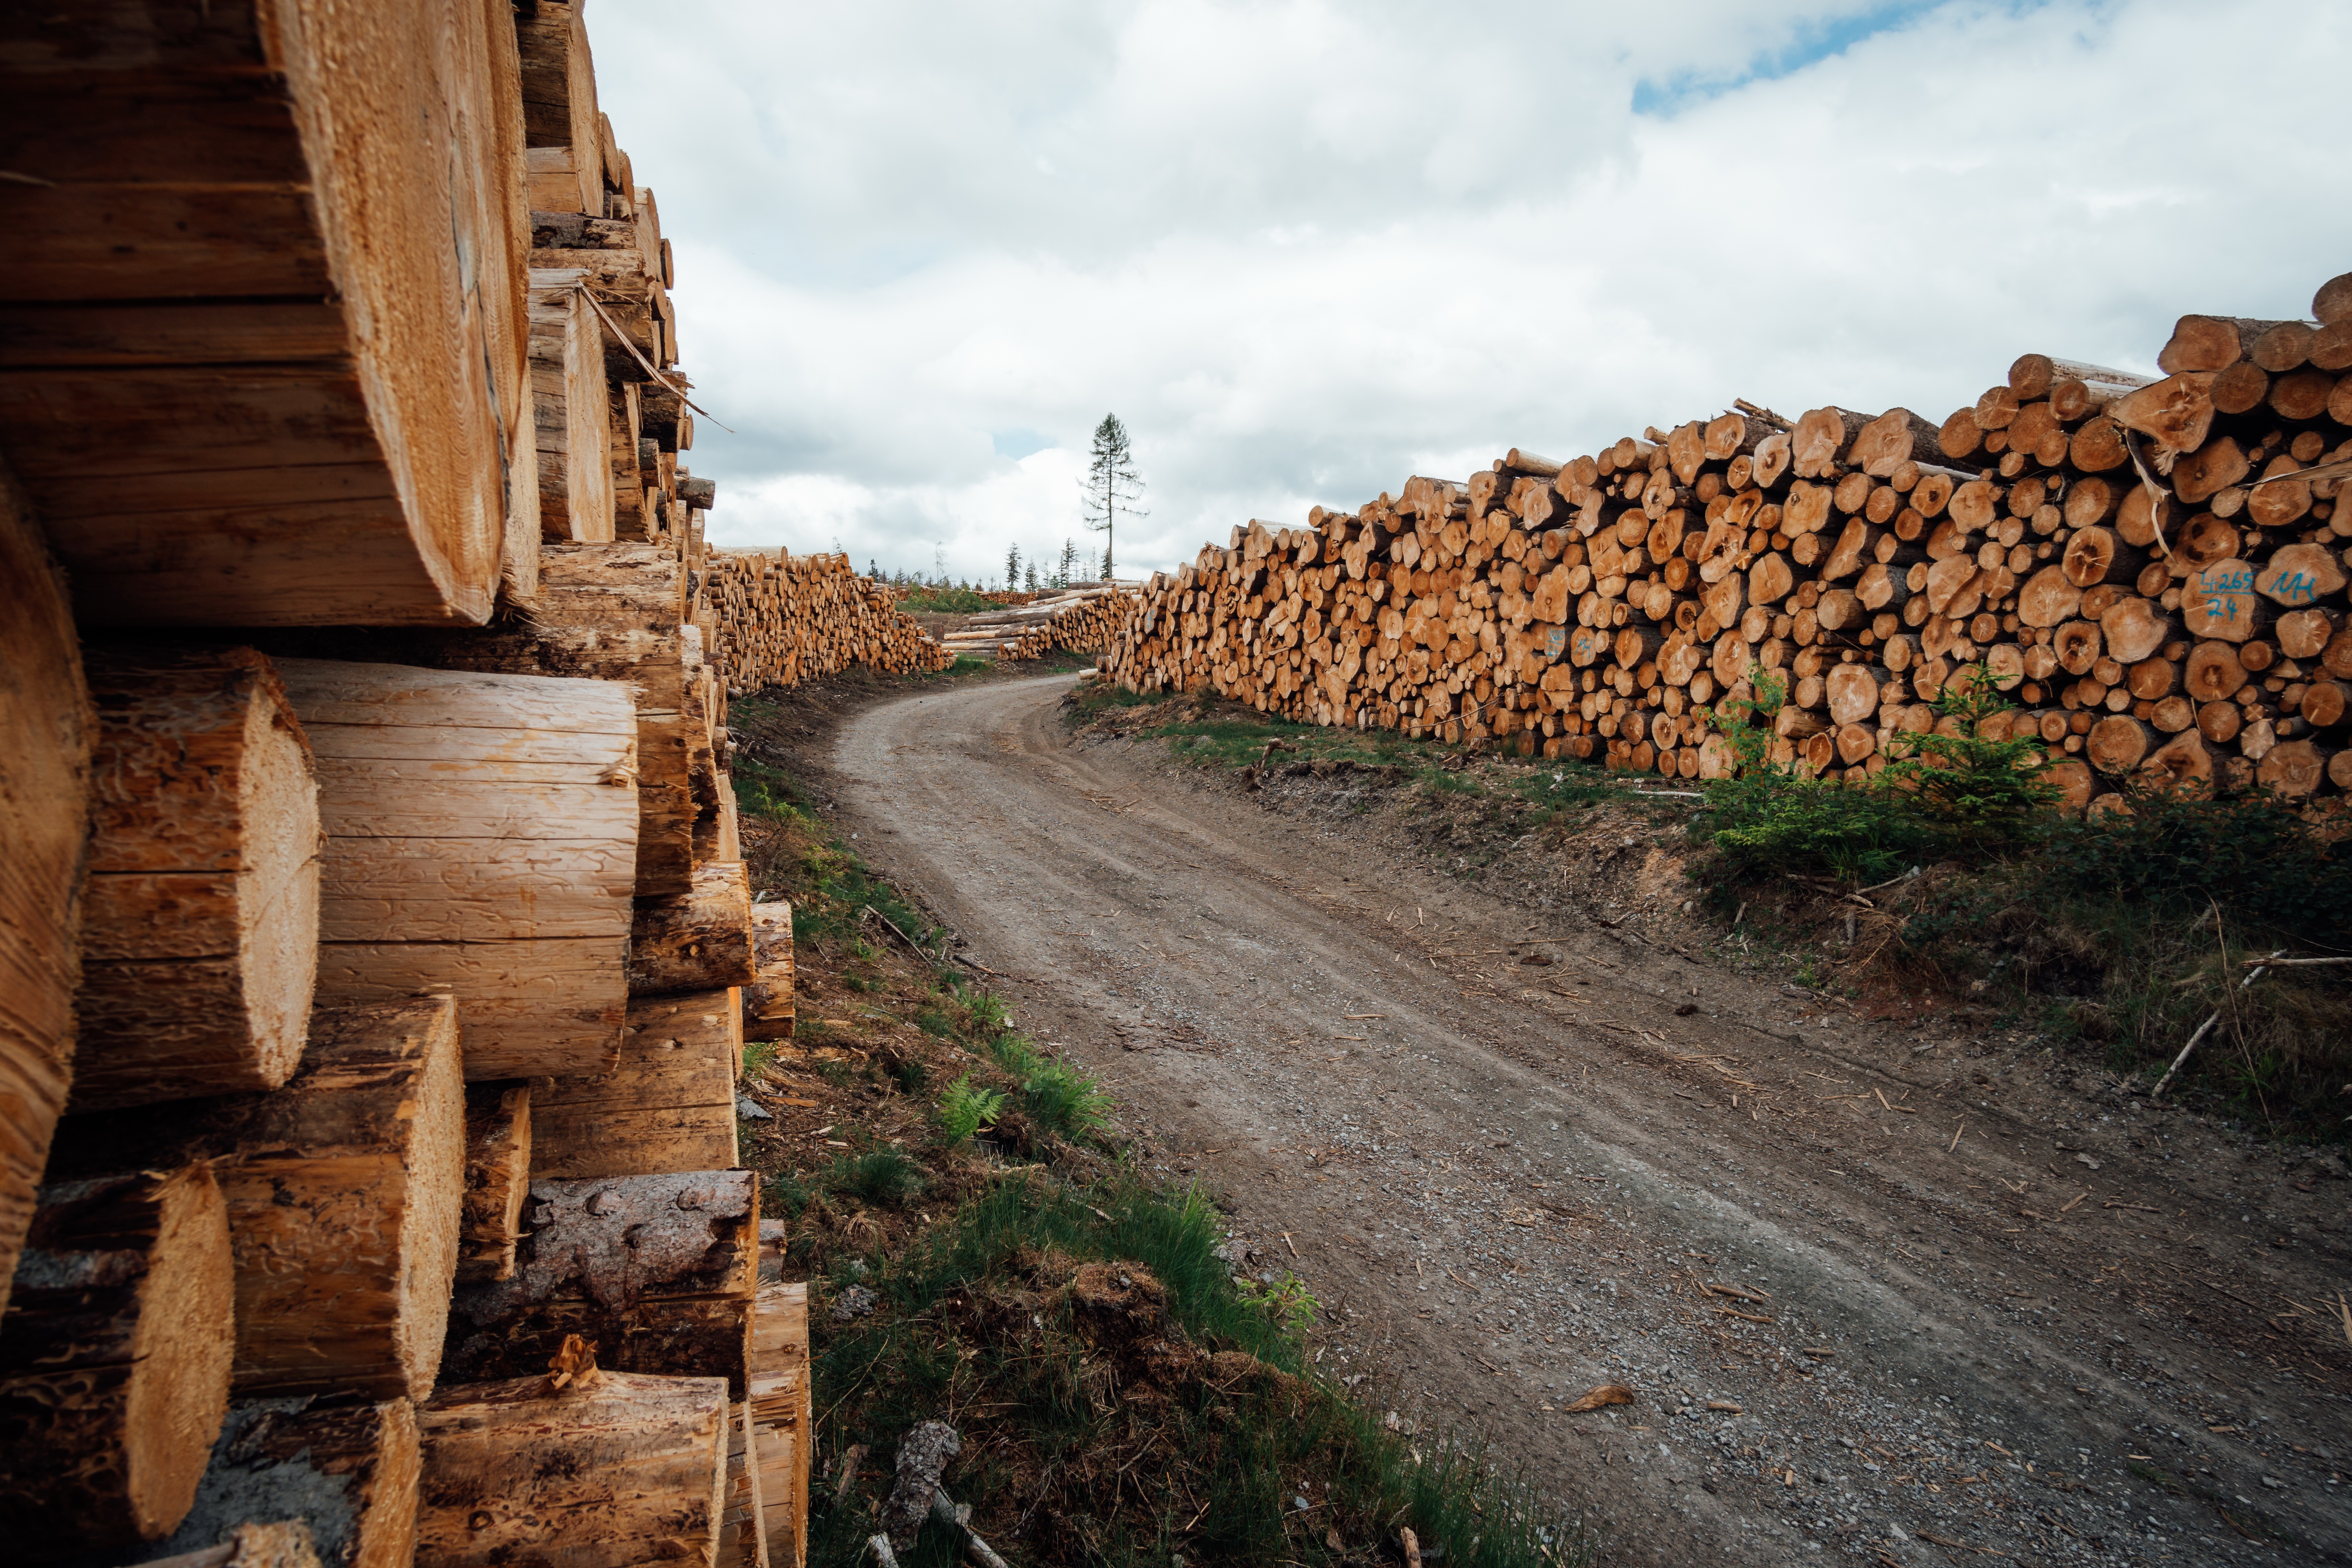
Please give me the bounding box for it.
[2152,949,2285,1098]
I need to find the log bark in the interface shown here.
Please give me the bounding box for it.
[0,1165,233,1559]
[276,658,637,1080]
[157,1399,419,1568]
[743,905,796,1044]
[459,1083,533,1286]
[72,649,320,1111]
[0,468,94,1320]
[47,998,466,1400]
[630,862,757,995]
[0,0,529,627]
[532,991,740,1180]
[440,1171,757,1396]
[416,1370,729,1568]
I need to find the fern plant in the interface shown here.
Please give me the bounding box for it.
[937,1073,1007,1145]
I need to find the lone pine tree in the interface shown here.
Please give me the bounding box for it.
[1081,413,1145,580]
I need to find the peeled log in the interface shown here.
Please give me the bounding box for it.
[416,1371,728,1568]
[48,998,465,1400]
[277,659,637,1082]
[630,861,756,995]
[740,906,795,1045]
[440,1171,756,1396]
[0,1165,233,1560]
[72,650,320,1111]
[533,990,740,1181]
[458,1083,533,1286]
[157,1398,419,1568]
[0,468,94,1320]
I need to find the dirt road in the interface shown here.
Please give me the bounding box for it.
[823,672,2350,1566]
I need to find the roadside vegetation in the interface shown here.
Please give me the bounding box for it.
[728,717,1590,1568]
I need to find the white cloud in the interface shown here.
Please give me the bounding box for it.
[592,0,2352,584]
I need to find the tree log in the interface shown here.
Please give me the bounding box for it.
[2159,316,2293,374]
[141,1522,323,1568]
[2181,560,2270,644]
[743,905,797,1045]
[0,468,94,1320]
[72,649,320,1111]
[0,1165,233,1559]
[530,276,617,544]
[441,1171,757,1396]
[630,862,756,995]
[459,1083,533,1286]
[48,998,465,1400]
[2100,597,2174,664]
[416,1370,729,1568]
[1791,407,1868,479]
[276,659,637,1081]
[749,1284,811,1568]
[2109,373,2216,457]
[1846,408,1940,476]
[533,991,740,1180]
[719,1398,768,1568]
[156,1399,419,1568]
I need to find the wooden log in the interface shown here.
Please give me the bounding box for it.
[2143,730,2216,796]
[532,991,740,1180]
[0,1165,233,1560]
[1846,408,1940,476]
[441,1171,757,1396]
[1791,407,1867,479]
[720,1399,769,1568]
[743,905,797,1045]
[140,1521,323,1568]
[157,1399,419,1568]
[630,862,756,995]
[2258,740,2328,799]
[0,467,94,1319]
[0,0,530,627]
[416,1370,729,1568]
[71,649,320,1111]
[2181,560,2270,644]
[2159,316,2294,374]
[2109,373,2216,458]
[458,1083,533,1286]
[2086,716,2157,773]
[47,998,466,1400]
[2100,597,2174,665]
[529,276,617,543]
[749,1284,811,1568]
[276,659,637,1081]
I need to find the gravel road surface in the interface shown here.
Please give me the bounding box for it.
[821,672,2349,1567]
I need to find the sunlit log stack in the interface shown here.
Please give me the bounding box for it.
[1106,270,2352,809]
[0,3,809,1563]
[938,584,1143,661]
[704,550,955,693]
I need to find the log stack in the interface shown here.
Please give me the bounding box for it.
[1,5,812,1562]
[939,584,1144,662]
[1106,274,2352,810]
[704,550,955,693]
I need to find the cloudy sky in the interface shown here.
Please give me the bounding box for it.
[590,0,2351,586]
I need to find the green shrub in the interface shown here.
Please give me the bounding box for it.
[1023,1058,1111,1139]
[937,1073,1007,1145]
[988,1033,1044,1077]
[827,1147,926,1208]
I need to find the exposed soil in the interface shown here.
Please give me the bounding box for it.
[746,670,2352,1568]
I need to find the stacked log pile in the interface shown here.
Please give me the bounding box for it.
[938,584,1144,661]
[0,4,811,1564]
[1106,271,2352,809]
[704,550,955,694]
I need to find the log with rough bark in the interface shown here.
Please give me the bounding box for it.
[72,648,320,1111]
[0,467,94,1320]
[0,1165,233,1560]
[47,998,465,1400]
[156,1399,419,1568]
[532,991,741,1179]
[0,0,533,626]
[439,1171,757,1395]
[630,862,757,995]
[415,1370,729,1568]
[276,658,637,1080]
[743,904,797,1044]
[458,1083,533,1285]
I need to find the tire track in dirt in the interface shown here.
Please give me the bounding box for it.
[826,673,2351,1567]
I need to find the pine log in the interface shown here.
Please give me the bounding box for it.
[156,1399,419,1568]
[140,1522,322,1568]
[275,659,637,1080]
[2100,597,2174,664]
[744,904,797,1044]
[1,0,530,627]
[532,991,740,1180]
[2143,730,2216,796]
[1791,408,1867,479]
[0,1165,233,1559]
[1846,408,1940,476]
[440,1171,757,1396]
[529,277,617,543]
[749,1284,811,1568]
[2108,373,2216,457]
[2159,316,2293,374]
[2181,560,2269,644]
[0,467,94,1319]
[416,1371,729,1568]
[2258,740,2328,799]
[631,861,755,996]
[72,650,320,1111]
[720,1398,769,1568]
[48,998,465,1400]
[458,1083,533,1286]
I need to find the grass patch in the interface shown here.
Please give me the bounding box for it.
[809,1174,1586,1567]
[826,1145,928,1209]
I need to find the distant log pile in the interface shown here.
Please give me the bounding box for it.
[1107,270,2352,809]
[704,551,955,694]
[0,3,809,1562]
[939,584,1144,662]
